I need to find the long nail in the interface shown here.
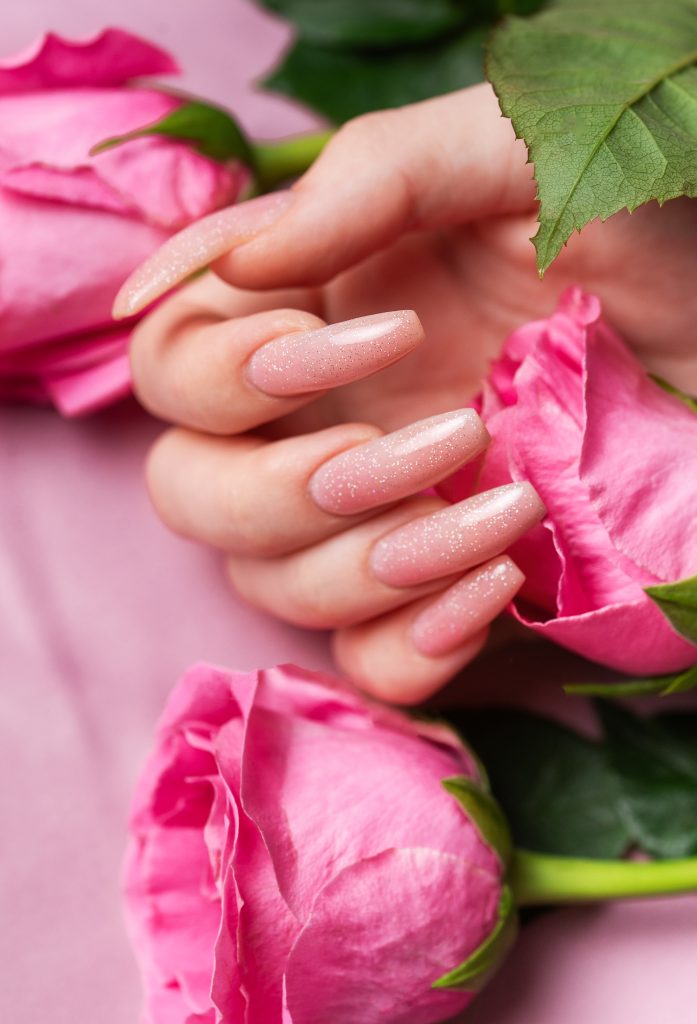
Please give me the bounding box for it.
[309,409,489,515]
[112,191,294,319]
[370,481,545,588]
[411,556,524,658]
[246,311,423,396]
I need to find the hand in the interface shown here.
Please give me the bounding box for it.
[123,83,697,703]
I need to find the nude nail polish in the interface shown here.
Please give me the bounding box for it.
[246,310,423,396]
[112,191,294,319]
[308,409,489,515]
[370,481,545,588]
[411,556,525,658]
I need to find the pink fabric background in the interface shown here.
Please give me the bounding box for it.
[0,4,694,1022]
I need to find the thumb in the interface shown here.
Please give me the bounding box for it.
[223,83,535,290]
[113,84,534,318]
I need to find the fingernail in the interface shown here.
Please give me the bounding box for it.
[246,310,423,397]
[308,409,489,515]
[112,191,294,319]
[411,556,525,658]
[370,481,545,588]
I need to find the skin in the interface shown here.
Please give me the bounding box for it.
[130,84,697,704]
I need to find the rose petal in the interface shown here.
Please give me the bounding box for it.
[581,322,697,584]
[238,697,497,922]
[0,87,243,229]
[0,88,176,168]
[124,794,222,1020]
[0,28,178,94]
[483,340,641,615]
[284,848,500,1024]
[1,163,132,213]
[514,591,697,674]
[43,351,132,416]
[0,189,169,350]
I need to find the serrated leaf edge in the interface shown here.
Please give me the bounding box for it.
[485,14,697,274]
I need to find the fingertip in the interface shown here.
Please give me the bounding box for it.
[333,621,488,706]
[112,191,295,318]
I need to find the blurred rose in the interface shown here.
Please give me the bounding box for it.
[0,29,246,415]
[444,288,697,675]
[125,663,505,1024]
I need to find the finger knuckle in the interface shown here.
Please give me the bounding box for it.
[332,109,401,157]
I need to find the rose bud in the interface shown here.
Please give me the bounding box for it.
[441,287,697,676]
[125,663,513,1024]
[0,29,246,415]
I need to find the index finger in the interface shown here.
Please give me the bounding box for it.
[130,273,424,435]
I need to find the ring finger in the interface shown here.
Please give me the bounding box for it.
[223,483,543,627]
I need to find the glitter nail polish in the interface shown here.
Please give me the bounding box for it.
[308,409,489,515]
[112,191,294,318]
[246,310,423,396]
[370,481,545,587]
[411,555,525,657]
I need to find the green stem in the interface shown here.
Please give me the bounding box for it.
[252,130,333,191]
[511,849,697,906]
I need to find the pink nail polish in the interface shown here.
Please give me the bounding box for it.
[246,310,423,396]
[112,191,294,318]
[411,556,525,658]
[370,481,545,588]
[308,409,489,515]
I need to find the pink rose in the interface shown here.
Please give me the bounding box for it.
[0,29,246,415]
[443,288,697,675]
[125,663,506,1024]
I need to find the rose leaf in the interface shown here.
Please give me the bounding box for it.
[597,703,697,858]
[487,0,697,274]
[448,710,630,858]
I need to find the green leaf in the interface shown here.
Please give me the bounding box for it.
[651,374,697,414]
[433,885,517,991]
[565,663,697,698]
[265,29,487,122]
[442,776,513,866]
[91,100,255,166]
[646,573,697,646]
[450,710,630,857]
[487,1,697,274]
[257,0,473,48]
[597,703,697,858]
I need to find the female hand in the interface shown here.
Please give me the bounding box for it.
[121,83,697,703]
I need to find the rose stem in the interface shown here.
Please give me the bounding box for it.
[511,850,697,906]
[252,131,333,191]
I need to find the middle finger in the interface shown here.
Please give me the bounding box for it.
[146,408,490,557]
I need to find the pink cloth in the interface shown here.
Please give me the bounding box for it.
[0,4,695,1024]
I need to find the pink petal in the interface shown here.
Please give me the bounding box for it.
[0,87,243,229]
[483,340,640,615]
[44,351,132,416]
[226,802,300,1022]
[581,322,697,584]
[284,848,500,1024]
[0,88,177,168]
[0,188,168,350]
[0,29,178,94]
[1,163,132,213]
[124,796,221,1021]
[95,141,247,229]
[514,591,697,675]
[238,698,497,923]
[155,663,250,738]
